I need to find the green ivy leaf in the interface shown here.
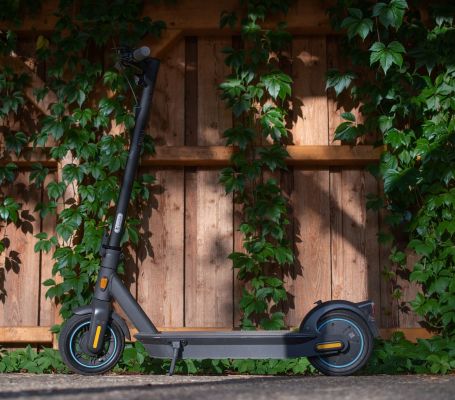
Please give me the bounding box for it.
[341,8,373,40]
[5,131,28,155]
[62,164,84,183]
[370,41,405,74]
[46,181,66,200]
[0,197,20,223]
[326,69,356,96]
[334,121,358,142]
[0,163,18,184]
[373,0,408,29]
[261,72,292,100]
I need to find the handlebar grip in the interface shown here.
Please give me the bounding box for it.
[133,46,150,62]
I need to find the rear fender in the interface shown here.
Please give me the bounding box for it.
[299,300,379,337]
[73,306,131,340]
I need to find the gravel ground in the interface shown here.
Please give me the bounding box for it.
[0,373,454,400]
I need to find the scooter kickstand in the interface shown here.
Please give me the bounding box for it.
[168,341,183,376]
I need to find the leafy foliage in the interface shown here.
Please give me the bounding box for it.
[327,0,455,341]
[220,1,293,329]
[0,342,315,375]
[366,332,455,374]
[219,0,294,330]
[0,346,67,373]
[0,1,165,322]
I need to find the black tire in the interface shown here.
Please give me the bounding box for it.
[308,309,373,376]
[59,314,124,375]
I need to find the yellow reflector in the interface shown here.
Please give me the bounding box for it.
[316,341,343,351]
[100,277,108,289]
[93,325,102,349]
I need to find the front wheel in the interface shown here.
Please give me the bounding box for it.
[308,310,373,376]
[59,314,125,375]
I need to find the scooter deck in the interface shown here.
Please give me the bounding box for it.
[135,330,335,359]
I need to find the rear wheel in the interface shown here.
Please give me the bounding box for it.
[308,310,373,376]
[59,314,124,375]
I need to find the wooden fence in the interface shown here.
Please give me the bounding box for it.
[0,1,428,346]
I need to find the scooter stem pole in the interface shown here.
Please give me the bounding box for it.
[109,58,160,249]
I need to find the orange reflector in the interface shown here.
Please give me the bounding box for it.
[100,277,109,290]
[316,341,343,351]
[93,325,102,349]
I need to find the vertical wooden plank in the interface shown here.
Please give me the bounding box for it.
[286,36,331,327]
[327,36,381,320]
[185,37,233,328]
[291,37,328,145]
[378,183,399,328]
[332,170,366,301]
[331,169,380,311]
[398,251,421,328]
[326,36,365,144]
[231,36,244,328]
[137,169,185,327]
[196,38,232,145]
[365,172,381,326]
[136,40,185,328]
[0,171,41,326]
[184,37,199,327]
[289,169,331,326]
[38,172,57,327]
[326,36,343,146]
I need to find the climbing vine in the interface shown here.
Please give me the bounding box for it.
[219,0,294,329]
[0,1,165,323]
[327,0,455,337]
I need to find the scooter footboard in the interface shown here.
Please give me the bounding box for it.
[136,330,344,359]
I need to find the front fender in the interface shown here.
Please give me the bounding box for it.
[73,306,131,340]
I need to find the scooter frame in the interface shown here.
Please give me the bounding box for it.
[72,52,379,376]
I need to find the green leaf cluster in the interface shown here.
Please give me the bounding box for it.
[219,0,294,330]
[0,1,164,321]
[366,333,455,374]
[328,0,455,347]
[0,346,67,373]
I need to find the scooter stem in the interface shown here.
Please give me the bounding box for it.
[109,57,160,248]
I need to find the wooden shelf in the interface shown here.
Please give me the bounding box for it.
[2,145,382,168]
[0,0,332,35]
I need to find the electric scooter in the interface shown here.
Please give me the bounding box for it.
[58,46,379,376]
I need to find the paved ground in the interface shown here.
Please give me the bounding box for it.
[0,374,454,400]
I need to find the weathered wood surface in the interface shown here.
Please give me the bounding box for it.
[0,172,42,326]
[184,37,233,327]
[0,32,418,341]
[2,145,383,167]
[1,1,333,35]
[326,35,382,327]
[136,41,186,328]
[286,37,331,327]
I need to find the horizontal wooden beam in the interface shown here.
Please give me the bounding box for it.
[1,146,382,168]
[379,328,433,342]
[143,145,383,167]
[0,326,53,344]
[0,326,433,345]
[0,0,333,35]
